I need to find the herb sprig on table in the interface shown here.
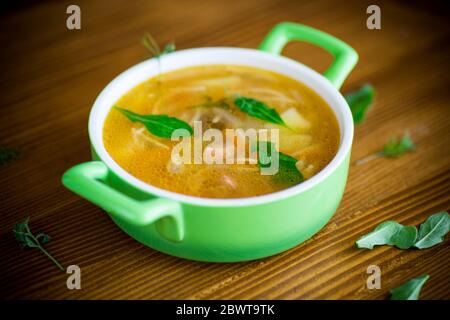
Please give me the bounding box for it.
[356,211,450,250]
[13,217,64,271]
[355,131,416,165]
[356,211,447,300]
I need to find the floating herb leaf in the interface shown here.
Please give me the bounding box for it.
[382,132,416,157]
[344,84,375,125]
[13,217,64,271]
[0,147,21,166]
[256,141,304,185]
[115,106,193,138]
[234,95,286,127]
[191,97,230,110]
[414,211,450,249]
[390,275,429,300]
[276,153,304,185]
[356,221,417,249]
[355,131,416,165]
[141,33,175,58]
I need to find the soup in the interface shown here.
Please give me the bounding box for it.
[103,65,340,198]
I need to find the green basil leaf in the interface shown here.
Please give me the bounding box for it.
[382,132,415,157]
[344,84,375,125]
[390,275,429,300]
[357,211,449,250]
[115,106,193,138]
[414,211,450,249]
[356,221,418,249]
[276,157,304,185]
[356,221,403,249]
[389,225,418,249]
[234,95,286,126]
[256,141,303,185]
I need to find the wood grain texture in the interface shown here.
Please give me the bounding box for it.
[0,0,449,300]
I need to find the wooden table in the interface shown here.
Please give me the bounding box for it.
[1,0,449,300]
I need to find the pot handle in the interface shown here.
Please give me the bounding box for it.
[62,161,184,242]
[259,22,358,89]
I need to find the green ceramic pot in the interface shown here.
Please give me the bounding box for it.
[62,22,358,262]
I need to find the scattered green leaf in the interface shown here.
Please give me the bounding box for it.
[356,221,417,249]
[13,217,64,271]
[354,131,416,165]
[356,211,449,250]
[390,275,429,300]
[234,95,286,127]
[115,106,193,138]
[0,147,21,166]
[344,84,375,125]
[357,221,402,249]
[390,225,418,249]
[382,132,416,157]
[414,211,450,249]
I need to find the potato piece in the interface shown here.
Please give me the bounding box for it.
[280,108,311,131]
[296,161,316,179]
[302,164,316,179]
[262,123,312,153]
[295,160,307,171]
[278,133,312,154]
